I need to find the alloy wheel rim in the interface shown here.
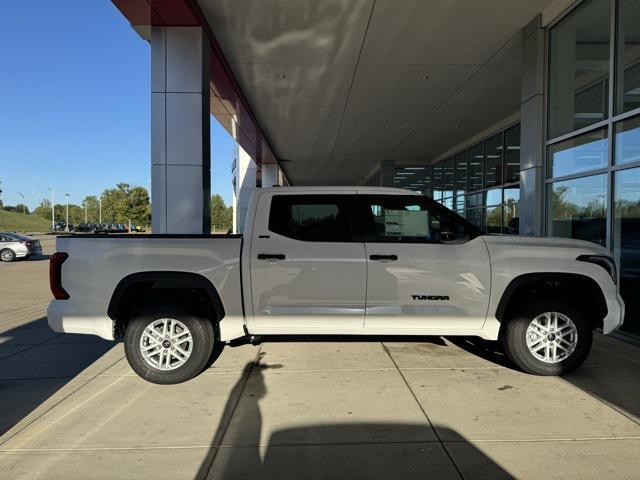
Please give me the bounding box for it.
[139,318,193,371]
[526,311,578,364]
[1,250,12,261]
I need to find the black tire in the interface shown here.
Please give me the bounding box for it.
[501,297,592,376]
[124,304,216,384]
[0,249,16,262]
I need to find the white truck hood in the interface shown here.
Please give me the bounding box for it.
[482,235,609,256]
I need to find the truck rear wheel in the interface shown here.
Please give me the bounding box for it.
[124,304,215,384]
[501,298,592,376]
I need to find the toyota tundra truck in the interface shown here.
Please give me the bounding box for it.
[47,187,624,384]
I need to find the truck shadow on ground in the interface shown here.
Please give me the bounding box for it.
[448,335,640,422]
[0,317,115,438]
[196,361,515,479]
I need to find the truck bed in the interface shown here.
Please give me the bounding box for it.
[48,234,244,340]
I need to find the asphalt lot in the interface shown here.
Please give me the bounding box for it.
[0,236,639,479]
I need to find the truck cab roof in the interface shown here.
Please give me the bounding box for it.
[259,186,419,195]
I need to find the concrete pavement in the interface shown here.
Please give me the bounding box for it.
[1,237,639,479]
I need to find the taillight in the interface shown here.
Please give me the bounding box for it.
[50,252,70,300]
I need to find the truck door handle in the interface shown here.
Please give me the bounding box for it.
[370,254,398,261]
[257,253,286,260]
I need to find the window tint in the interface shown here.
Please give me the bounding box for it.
[366,196,471,243]
[268,195,351,242]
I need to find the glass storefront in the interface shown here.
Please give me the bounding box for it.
[615,115,640,165]
[547,0,640,336]
[547,174,607,246]
[548,129,608,178]
[616,0,640,114]
[548,0,610,138]
[614,168,640,335]
[394,123,521,234]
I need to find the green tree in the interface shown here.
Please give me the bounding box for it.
[14,204,30,215]
[100,183,130,223]
[34,198,53,221]
[210,194,232,232]
[82,196,100,223]
[127,186,151,225]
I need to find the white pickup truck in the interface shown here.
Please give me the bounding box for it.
[47,187,624,384]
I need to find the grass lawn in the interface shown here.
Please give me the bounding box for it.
[0,209,51,233]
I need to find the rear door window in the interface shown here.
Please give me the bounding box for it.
[268,195,352,242]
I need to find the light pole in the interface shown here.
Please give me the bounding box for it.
[83,200,88,223]
[47,187,55,230]
[17,192,25,214]
[99,196,102,224]
[65,193,70,231]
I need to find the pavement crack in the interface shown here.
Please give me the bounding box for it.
[381,341,465,480]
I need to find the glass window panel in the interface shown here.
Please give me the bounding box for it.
[614,167,640,334]
[269,195,350,242]
[504,124,521,183]
[485,206,503,234]
[454,151,468,194]
[415,166,432,193]
[615,115,640,165]
[548,129,608,178]
[455,194,465,214]
[466,208,484,231]
[547,174,607,246]
[548,0,611,138]
[616,0,640,114]
[443,158,455,196]
[504,187,520,205]
[467,192,483,209]
[486,188,502,206]
[504,187,520,234]
[504,203,520,234]
[468,143,483,191]
[394,168,413,189]
[432,164,443,198]
[442,197,454,210]
[484,133,503,187]
[367,196,470,243]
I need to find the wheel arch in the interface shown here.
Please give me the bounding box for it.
[108,271,226,337]
[495,273,607,330]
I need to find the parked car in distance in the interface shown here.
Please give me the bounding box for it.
[47,187,625,384]
[0,232,42,262]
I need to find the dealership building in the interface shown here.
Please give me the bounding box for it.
[112,0,640,339]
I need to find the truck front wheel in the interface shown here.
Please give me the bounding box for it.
[501,298,592,376]
[124,304,215,384]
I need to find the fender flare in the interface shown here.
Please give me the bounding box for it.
[494,272,607,322]
[107,271,226,321]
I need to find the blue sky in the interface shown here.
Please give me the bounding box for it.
[0,0,235,210]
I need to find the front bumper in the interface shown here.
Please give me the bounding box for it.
[603,292,625,334]
[47,300,115,340]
